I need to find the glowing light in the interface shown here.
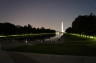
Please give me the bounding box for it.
[61,22,64,32]
[56,31,59,34]
[25,40,28,43]
[0,33,55,38]
[0,36,6,37]
[70,33,96,40]
[90,36,94,38]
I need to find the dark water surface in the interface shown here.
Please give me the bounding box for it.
[0,33,63,50]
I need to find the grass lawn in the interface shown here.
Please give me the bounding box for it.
[7,33,96,56]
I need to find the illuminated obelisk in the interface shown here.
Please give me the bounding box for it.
[61,22,64,32]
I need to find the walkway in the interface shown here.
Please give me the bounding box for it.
[0,51,96,63]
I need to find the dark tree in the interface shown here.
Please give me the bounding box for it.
[2,22,17,35]
[65,27,73,33]
[0,22,56,35]
[72,13,96,36]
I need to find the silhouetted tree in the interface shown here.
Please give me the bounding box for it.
[65,27,73,33]
[72,13,96,36]
[2,22,17,35]
[0,22,56,35]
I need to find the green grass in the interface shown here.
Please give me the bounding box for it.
[7,33,96,56]
[62,33,96,44]
[0,33,55,37]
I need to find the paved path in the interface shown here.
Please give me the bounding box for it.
[22,52,96,63]
[8,52,39,63]
[0,51,14,63]
[1,51,96,63]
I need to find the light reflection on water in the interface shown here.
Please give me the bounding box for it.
[0,33,64,50]
[45,33,63,42]
[25,33,63,44]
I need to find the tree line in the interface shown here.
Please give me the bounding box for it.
[66,13,96,36]
[0,22,56,35]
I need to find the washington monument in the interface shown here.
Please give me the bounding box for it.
[61,22,64,32]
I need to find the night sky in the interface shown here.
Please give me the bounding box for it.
[0,0,96,31]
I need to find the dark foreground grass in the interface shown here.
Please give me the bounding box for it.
[7,33,96,56]
[8,44,96,56]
